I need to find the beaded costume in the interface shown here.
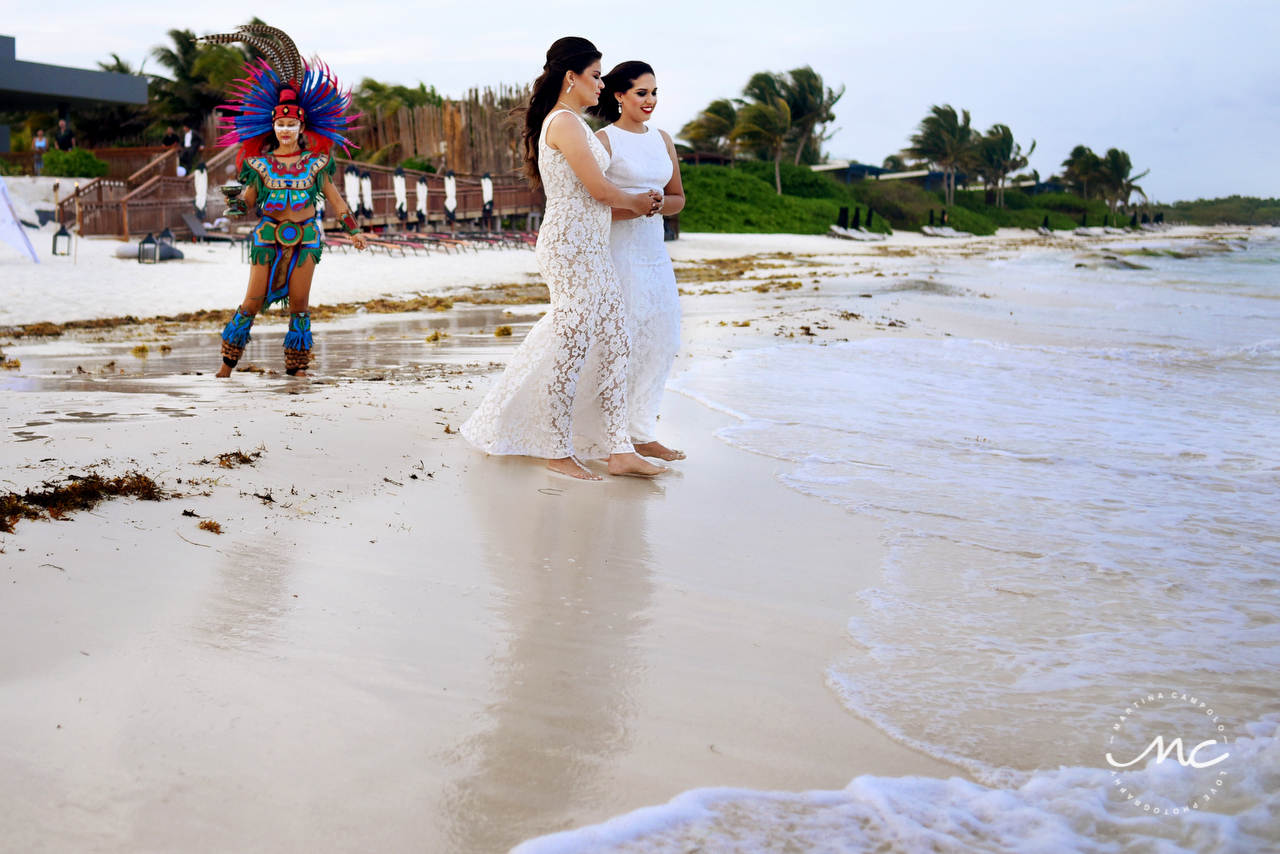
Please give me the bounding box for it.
[198,24,360,375]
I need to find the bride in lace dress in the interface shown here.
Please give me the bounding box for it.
[460,37,668,481]
[590,62,687,462]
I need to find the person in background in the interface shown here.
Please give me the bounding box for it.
[32,129,48,175]
[161,126,180,147]
[178,122,204,178]
[54,119,74,152]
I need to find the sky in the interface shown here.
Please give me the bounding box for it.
[5,0,1278,201]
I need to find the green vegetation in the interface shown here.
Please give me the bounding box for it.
[399,157,437,173]
[1150,197,1280,226]
[679,155,1136,235]
[40,148,110,178]
[1060,145,1148,213]
[682,66,842,191]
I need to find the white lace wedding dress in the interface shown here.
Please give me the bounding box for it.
[461,110,633,459]
[602,125,681,444]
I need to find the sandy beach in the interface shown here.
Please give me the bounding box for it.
[2,224,1275,852]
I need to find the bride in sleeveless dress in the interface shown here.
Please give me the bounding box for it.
[460,37,668,481]
[589,62,687,462]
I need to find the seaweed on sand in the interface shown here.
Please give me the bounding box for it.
[0,472,174,533]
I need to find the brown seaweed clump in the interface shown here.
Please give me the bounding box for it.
[198,520,223,534]
[199,449,264,469]
[0,472,173,534]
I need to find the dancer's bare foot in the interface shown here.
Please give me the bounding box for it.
[216,364,233,378]
[633,441,685,462]
[290,370,308,378]
[608,452,669,477]
[548,457,603,481]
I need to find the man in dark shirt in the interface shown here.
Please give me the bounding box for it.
[161,126,180,147]
[54,119,75,151]
[178,122,204,177]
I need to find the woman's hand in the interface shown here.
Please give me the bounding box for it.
[351,232,369,251]
[646,191,664,217]
[627,191,661,218]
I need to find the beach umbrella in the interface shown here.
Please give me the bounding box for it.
[941,209,948,226]
[343,168,360,218]
[394,167,408,221]
[837,206,849,229]
[482,172,495,229]
[193,163,208,219]
[1081,213,1087,227]
[1130,212,1138,228]
[444,170,457,223]
[416,176,428,227]
[360,171,374,219]
[1042,215,1050,230]
[866,209,875,230]
[929,209,935,226]
[851,208,861,229]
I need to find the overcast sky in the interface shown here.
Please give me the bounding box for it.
[7,0,1277,201]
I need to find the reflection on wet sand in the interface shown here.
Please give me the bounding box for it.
[200,532,300,653]
[446,461,662,853]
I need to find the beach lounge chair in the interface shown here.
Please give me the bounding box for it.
[182,213,242,245]
[828,224,887,242]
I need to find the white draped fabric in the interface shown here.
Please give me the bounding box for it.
[193,164,208,214]
[444,174,457,214]
[0,177,39,263]
[481,175,493,205]
[415,177,428,217]
[360,173,374,217]
[343,170,360,214]
[393,173,407,218]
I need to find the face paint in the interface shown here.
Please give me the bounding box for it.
[274,121,301,136]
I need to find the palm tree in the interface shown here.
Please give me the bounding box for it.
[679,99,739,164]
[782,66,843,166]
[150,28,236,124]
[973,124,1035,208]
[731,94,792,194]
[1097,148,1149,214]
[903,104,976,207]
[1061,145,1105,200]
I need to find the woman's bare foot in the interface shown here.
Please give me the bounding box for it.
[290,370,308,378]
[633,441,685,462]
[548,457,603,481]
[608,452,669,477]
[216,364,233,378]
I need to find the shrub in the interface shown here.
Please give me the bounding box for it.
[0,158,24,177]
[679,165,843,234]
[736,160,851,200]
[399,156,437,174]
[1152,196,1280,226]
[41,148,109,178]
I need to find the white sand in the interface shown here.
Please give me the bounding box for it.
[0,224,1246,852]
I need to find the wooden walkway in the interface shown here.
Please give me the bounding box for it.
[56,148,541,239]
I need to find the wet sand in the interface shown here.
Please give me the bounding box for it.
[0,227,1239,852]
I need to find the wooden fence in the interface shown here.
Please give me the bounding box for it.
[0,145,182,179]
[349,85,529,176]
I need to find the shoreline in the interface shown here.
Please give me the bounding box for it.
[1,225,1269,852]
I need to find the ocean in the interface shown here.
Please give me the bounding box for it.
[516,232,1280,852]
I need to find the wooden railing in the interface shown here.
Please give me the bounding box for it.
[50,149,541,238]
[328,159,540,227]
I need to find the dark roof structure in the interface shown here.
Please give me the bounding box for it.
[0,34,147,113]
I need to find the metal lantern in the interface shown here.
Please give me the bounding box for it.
[138,232,159,264]
[158,227,175,246]
[51,225,71,256]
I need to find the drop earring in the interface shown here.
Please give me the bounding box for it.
[567,79,574,93]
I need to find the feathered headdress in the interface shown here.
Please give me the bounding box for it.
[198,24,358,167]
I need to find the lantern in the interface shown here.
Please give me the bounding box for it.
[51,225,71,256]
[158,227,175,247]
[138,232,159,264]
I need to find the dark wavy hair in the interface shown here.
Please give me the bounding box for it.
[512,37,602,188]
[585,61,655,124]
